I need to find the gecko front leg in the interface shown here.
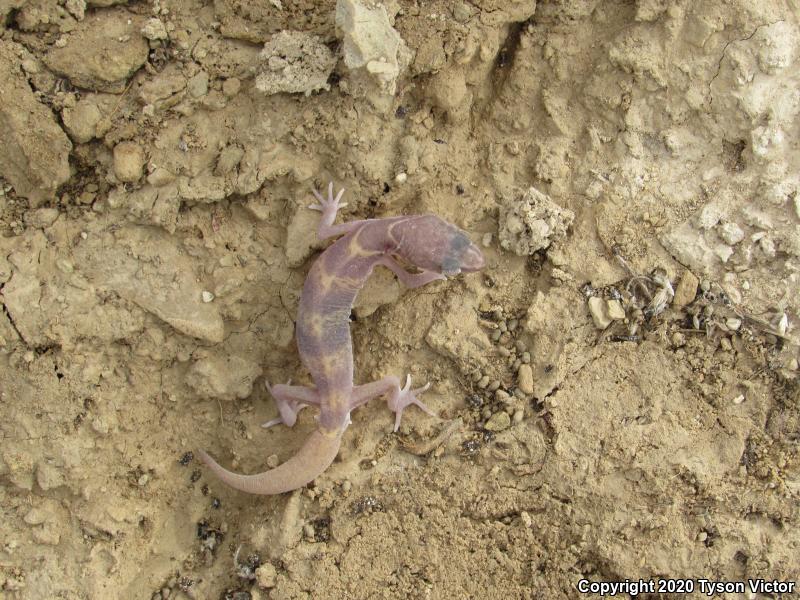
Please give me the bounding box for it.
[309,182,367,241]
[375,255,447,288]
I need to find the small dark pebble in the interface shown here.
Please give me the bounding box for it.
[395,105,407,118]
[236,553,261,580]
[466,394,483,409]
[461,439,481,456]
[482,430,496,443]
[196,520,224,551]
[224,591,251,600]
[311,516,331,542]
[178,451,193,466]
[190,469,201,483]
[351,495,384,515]
[211,497,221,509]
[201,484,209,496]
[433,138,446,144]
[456,183,465,195]
[177,577,193,592]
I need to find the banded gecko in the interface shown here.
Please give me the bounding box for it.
[199,183,485,495]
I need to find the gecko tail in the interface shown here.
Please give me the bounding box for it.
[198,429,343,495]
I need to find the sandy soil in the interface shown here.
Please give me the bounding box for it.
[1,1,799,598]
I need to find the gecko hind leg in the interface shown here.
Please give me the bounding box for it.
[263,381,320,428]
[351,375,436,432]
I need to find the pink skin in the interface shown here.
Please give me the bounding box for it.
[198,183,485,495]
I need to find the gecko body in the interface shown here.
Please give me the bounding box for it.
[198,184,484,494]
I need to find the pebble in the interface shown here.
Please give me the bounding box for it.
[487,380,501,392]
[673,270,699,307]
[517,364,534,395]
[491,330,502,342]
[720,337,732,352]
[606,299,626,320]
[201,290,214,303]
[187,70,209,98]
[222,77,241,97]
[395,172,407,184]
[732,394,745,404]
[477,375,490,389]
[507,318,518,331]
[588,296,611,329]
[255,563,278,589]
[672,332,686,347]
[514,340,526,352]
[482,232,493,247]
[113,141,145,183]
[484,411,511,431]
[512,409,524,424]
[495,389,511,403]
[725,317,741,331]
[521,352,531,363]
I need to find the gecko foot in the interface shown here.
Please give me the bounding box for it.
[388,375,435,432]
[309,181,347,216]
[262,380,319,428]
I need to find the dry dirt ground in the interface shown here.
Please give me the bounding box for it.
[1,1,799,599]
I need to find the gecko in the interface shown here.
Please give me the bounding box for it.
[198,183,485,495]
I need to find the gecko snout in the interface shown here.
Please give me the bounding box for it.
[459,244,485,272]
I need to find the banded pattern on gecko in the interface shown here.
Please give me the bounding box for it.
[198,183,485,495]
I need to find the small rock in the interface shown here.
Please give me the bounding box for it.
[36,461,65,491]
[147,167,176,187]
[23,208,60,229]
[187,71,209,98]
[714,244,733,263]
[517,364,534,395]
[255,563,278,589]
[673,270,699,308]
[718,222,745,245]
[201,291,214,303]
[256,31,336,95]
[588,296,611,329]
[222,77,241,97]
[606,299,626,320]
[43,9,149,92]
[141,18,168,41]
[113,141,145,182]
[485,411,511,432]
[62,99,103,143]
[732,394,745,405]
[726,317,742,331]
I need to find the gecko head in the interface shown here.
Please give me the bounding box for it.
[394,215,485,277]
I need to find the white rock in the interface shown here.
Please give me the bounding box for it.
[498,187,574,256]
[714,244,734,263]
[718,222,745,245]
[335,0,411,102]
